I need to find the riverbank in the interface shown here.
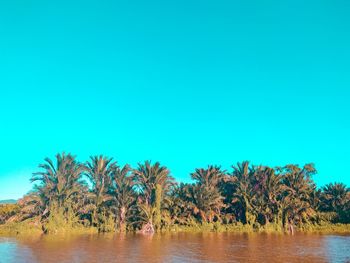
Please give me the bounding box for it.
[0,219,98,236]
[170,222,350,234]
[1,221,349,236]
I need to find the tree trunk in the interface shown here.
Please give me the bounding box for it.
[265,215,269,225]
[92,208,97,227]
[288,220,294,235]
[153,184,162,232]
[140,221,155,235]
[119,206,126,232]
[244,198,250,225]
[245,211,249,225]
[200,210,207,223]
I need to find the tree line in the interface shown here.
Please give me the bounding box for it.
[2,153,349,233]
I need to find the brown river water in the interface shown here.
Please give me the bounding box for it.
[0,233,349,263]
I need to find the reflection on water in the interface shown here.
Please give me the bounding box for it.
[0,233,349,263]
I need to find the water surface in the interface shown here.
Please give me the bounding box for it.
[0,233,349,262]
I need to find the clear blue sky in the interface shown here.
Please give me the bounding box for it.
[0,0,349,199]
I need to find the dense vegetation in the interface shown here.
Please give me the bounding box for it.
[1,153,349,234]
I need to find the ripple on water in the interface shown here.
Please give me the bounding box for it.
[0,233,349,263]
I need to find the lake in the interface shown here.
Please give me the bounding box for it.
[0,233,349,262]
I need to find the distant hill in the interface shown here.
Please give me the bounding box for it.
[0,199,17,204]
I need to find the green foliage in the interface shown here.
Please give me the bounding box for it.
[0,218,43,236]
[97,210,115,233]
[44,206,69,234]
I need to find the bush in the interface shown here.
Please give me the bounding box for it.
[0,204,20,224]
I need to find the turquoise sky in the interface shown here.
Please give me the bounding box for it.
[1,1,349,199]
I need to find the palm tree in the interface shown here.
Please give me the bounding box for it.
[7,153,350,233]
[190,166,225,223]
[18,190,47,223]
[280,164,317,227]
[31,153,86,229]
[84,155,116,227]
[229,161,257,225]
[133,161,175,232]
[252,166,283,225]
[191,166,224,188]
[320,183,349,211]
[320,182,350,222]
[110,164,136,232]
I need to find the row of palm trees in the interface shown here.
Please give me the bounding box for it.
[12,153,350,233]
